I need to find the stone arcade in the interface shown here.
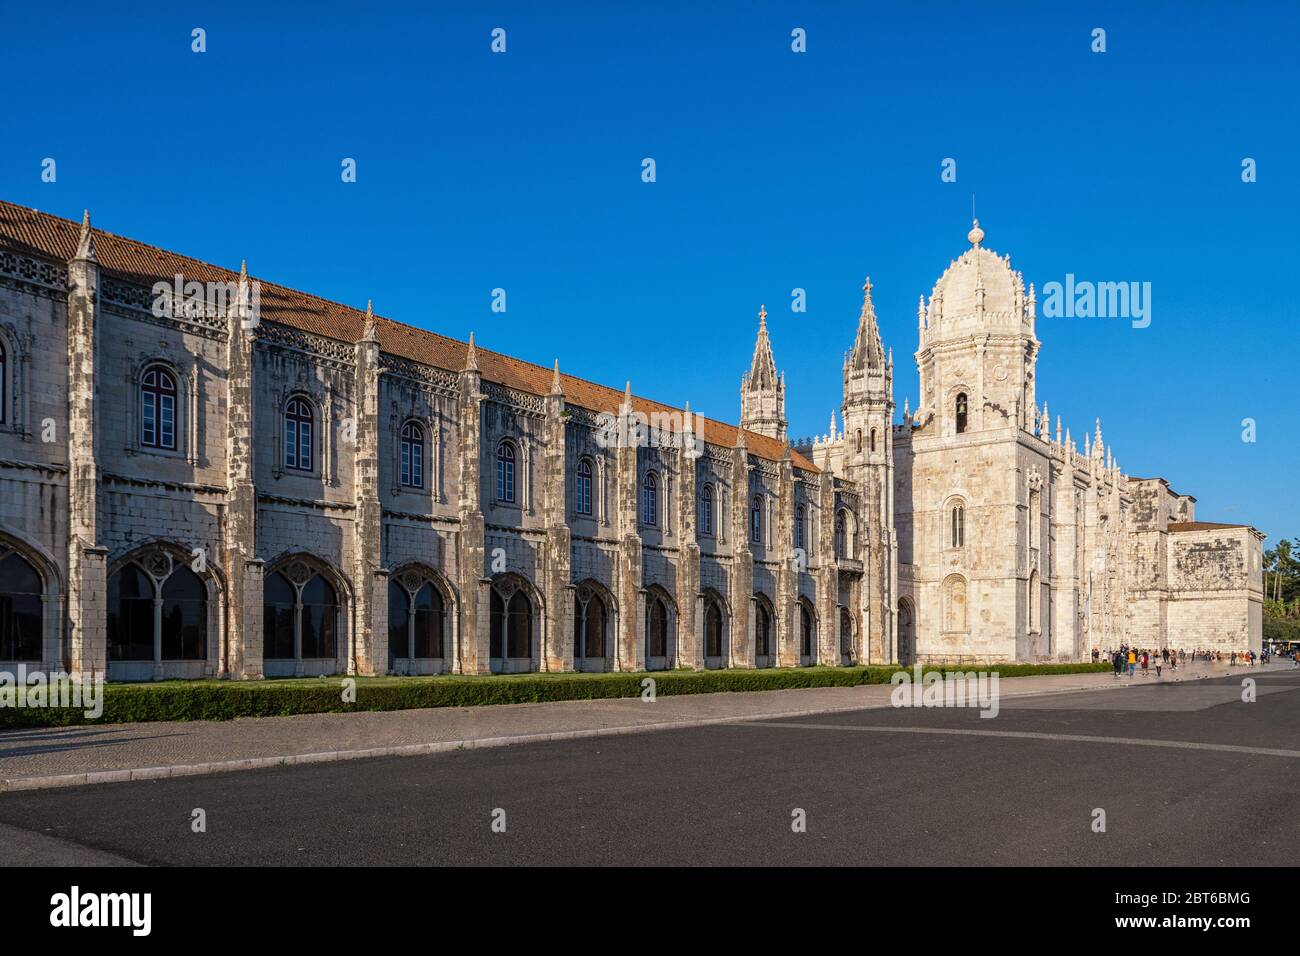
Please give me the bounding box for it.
[0,203,1262,681]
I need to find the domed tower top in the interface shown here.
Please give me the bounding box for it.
[918,219,1033,348]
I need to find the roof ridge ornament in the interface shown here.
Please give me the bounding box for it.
[968,217,984,247]
[75,209,96,262]
[464,331,479,372]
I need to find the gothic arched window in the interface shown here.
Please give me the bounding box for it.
[140,365,177,450]
[795,505,806,552]
[647,595,669,658]
[951,503,966,549]
[699,484,714,535]
[705,598,724,660]
[642,471,658,527]
[755,600,771,657]
[574,591,607,659]
[870,428,877,452]
[835,510,848,558]
[955,393,968,434]
[400,421,424,488]
[490,587,532,658]
[575,457,593,515]
[750,495,762,544]
[284,397,314,471]
[856,429,863,453]
[0,550,43,661]
[496,441,517,503]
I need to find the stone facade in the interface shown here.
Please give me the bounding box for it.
[0,203,1262,681]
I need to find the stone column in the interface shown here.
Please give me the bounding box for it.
[614,387,644,671]
[351,304,387,675]
[66,213,106,680]
[224,263,262,678]
[456,336,490,674]
[775,449,798,667]
[816,465,839,665]
[728,432,753,668]
[674,417,701,669]
[542,363,573,671]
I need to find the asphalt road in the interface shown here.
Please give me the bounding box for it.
[1,669,1296,866]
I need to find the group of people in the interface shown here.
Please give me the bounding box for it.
[1090,645,1270,678]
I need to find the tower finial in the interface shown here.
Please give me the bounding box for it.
[464,331,479,371]
[75,209,96,261]
[758,304,767,327]
[550,359,563,396]
[362,299,378,343]
[967,217,984,247]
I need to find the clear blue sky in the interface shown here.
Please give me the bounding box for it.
[2,1,1296,540]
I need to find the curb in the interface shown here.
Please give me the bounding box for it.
[0,670,1248,793]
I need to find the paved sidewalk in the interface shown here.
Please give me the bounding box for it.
[0,662,1276,791]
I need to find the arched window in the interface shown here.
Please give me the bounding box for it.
[284,397,314,471]
[390,577,446,662]
[795,505,806,552]
[750,495,762,544]
[575,592,607,659]
[263,569,337,661]
[642,471,658,527]
[951,503,965,548]
[490,587,532,658]
[140,365,177,450]
[839,608,852,658]
[856,430,863,453]
[263,572,296,660]
[955,393,968,434]
[109,560,208,663]
[107,564,155,661]
[413,582,445,658]
[400,421,424,488]
[705,599,724,659]
[0,341,7,424]
[300,575,338,659]
[0,550,43,661]
[800,603,815,659]
[699,484,714,535]
[870,428,877,452]
[575,457,593,515]
[754,600,771,658]
[496,441,516,503]
[835,510,847,558]
[160,566,207,660]
[387,580,410,660]
[647,596,668,659]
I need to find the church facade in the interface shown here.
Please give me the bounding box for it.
[0,201,1262,681]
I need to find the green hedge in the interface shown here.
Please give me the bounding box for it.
[0,662,1110,729]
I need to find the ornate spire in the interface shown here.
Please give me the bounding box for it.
[75,209,96,261]
[464,331,479,372]
[550,359,563,396]
[849,277,885,371]
[743,305,778,391]
[362,300,378,343]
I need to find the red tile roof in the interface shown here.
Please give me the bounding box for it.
[1168,521,1252,533]
[0,199,815,471]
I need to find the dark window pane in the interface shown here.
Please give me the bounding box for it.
[388,581,410,660]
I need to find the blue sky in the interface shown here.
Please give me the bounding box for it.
[2,1,1296,539]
